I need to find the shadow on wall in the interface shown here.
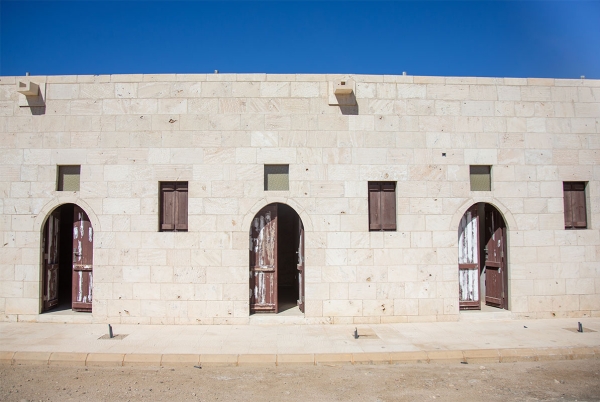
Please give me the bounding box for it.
[340,105,358,115]
[31,106,46,115]
[337,93,358,115]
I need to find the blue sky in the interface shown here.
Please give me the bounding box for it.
[1,1,599,78]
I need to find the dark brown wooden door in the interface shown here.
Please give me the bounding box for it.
[297,215,305,313]
[458,205,480,310]
[250,204,278,313]
[72,206,93,312]
[42,209,61,311]
[484,206,507,309]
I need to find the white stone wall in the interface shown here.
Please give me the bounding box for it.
[0,73,599,324]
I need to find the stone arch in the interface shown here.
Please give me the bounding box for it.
[450,197,517,232]
[242,197,313,233]
[35,196,101,234]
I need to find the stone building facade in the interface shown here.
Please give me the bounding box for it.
[0,73,599,325]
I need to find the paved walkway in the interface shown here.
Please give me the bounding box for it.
[1,318,599,366]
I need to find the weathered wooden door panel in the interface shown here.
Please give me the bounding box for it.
[484,206,507,309]
[72,205,93,312]
[297,215,305,313]
[42,210,61,311]
[250,204,278,313]
[458,205,480,310]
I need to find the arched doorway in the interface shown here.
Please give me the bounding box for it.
[458,203,508,310]
[41,204,93,313]
[249,203,304,314]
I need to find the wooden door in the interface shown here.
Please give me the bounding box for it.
[458,205,480,310]
[72,206,93,312]
[297,216,305,313]
[250,204,278,313]
[484,206,507,309]
[42,210,61,311]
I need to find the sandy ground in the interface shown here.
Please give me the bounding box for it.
[1,360,599,402]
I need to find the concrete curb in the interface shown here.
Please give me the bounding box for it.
[1,347,598,368]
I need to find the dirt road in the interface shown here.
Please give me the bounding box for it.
[1,360,599,401]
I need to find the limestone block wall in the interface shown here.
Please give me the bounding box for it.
[0,73,599,324]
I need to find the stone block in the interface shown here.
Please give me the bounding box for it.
[276,354,315,366]
[47,84,79,100]
[569,347,596,360]
[315,353,353,365]
[390,351,428,364]
[352,352,391,365]
[49,352,88,367]
[123,353,162,367]
[323,300,362,316]
[161,354,200,367]
[13,351,51,366]
[427,350,464,364]
[200,354,238,366]
[463,349,500,364]
[535,348,571,361]
[499,348,537,363]
[238,354,276,366]
[0,351,15,365]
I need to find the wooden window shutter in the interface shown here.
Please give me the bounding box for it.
[369,183,381,230]
[160,182,188,231]
[380,182,397,230]
[161,183,176,231]
[175,182,188,231]
[564,182,587,229]
[369,182,396,231]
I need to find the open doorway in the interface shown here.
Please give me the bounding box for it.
[249,203,304,315]
[41,204,93,313]
[458,203,508,311]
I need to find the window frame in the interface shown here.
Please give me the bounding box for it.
[264,164,290,191]
[368,181,397,231]
[563,181,587,230]
[57,165,81,191]
[159,181,188,232]
[469,165,491,192]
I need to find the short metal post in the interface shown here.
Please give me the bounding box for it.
[578,322,583,333]
[354,327,359,339]
[108,324,114,338]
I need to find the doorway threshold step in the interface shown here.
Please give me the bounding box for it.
[35,314,94,324]
[459,310,513,322]
[249,315,306,325]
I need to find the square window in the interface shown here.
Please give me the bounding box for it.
[57,165,80,191]
[470,165,491,191]
[264,165,289,191]
[563,182,587,229]
[368,181,396,231]
[159,182,188,232]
